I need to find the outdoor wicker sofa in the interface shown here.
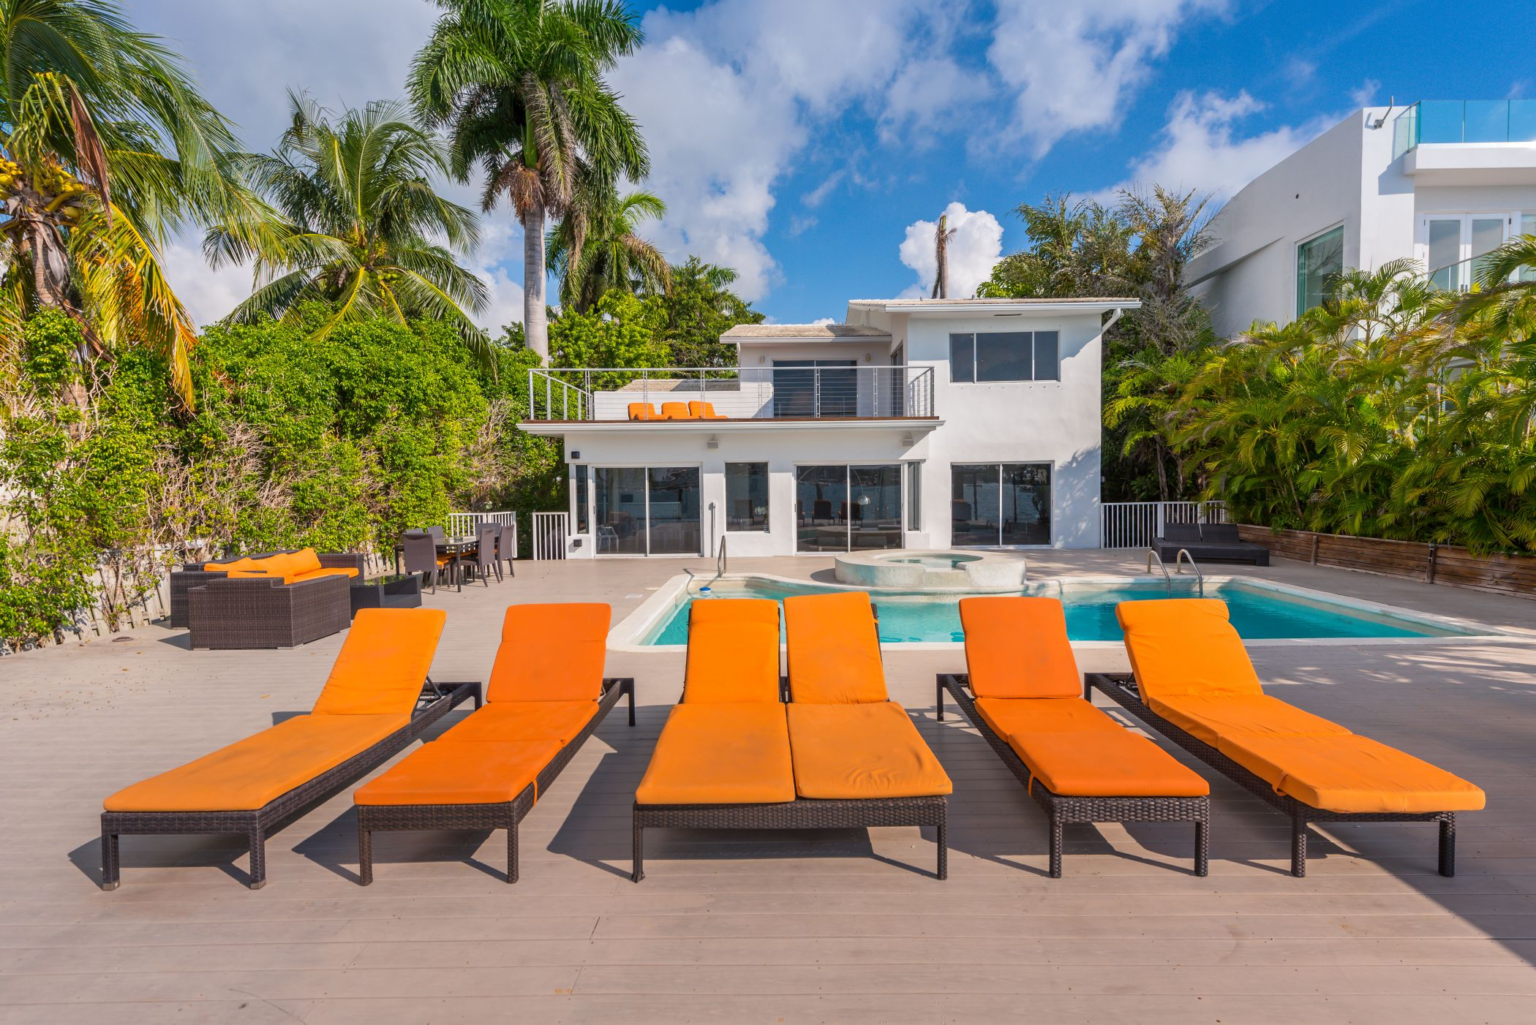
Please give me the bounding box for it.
[1152,522,1270,565]
[1090,598,1485,877]
[632,592,951,882]
[169,548,364,627]
[936,596,1209,877]
[100,608,478,890]
[354,603,635,885]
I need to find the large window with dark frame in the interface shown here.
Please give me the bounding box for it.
[950,463,1051,546]
[795,464,904,552]
[593,465,701,555]
[949,331,1060,383]
[725,462,769,531]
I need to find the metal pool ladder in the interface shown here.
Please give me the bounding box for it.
[1145,548,1172,595]
[1175,548,1205,597]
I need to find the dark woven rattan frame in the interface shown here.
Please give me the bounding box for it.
[936,673,1208,878]
[100,680,480,891]
[1086,672,1457,877]
[170,551,363,628]
[356,678,636,885]
[187,573,354,649]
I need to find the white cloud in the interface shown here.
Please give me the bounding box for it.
[987,0,1228,157]
[880,57,993,145]
[1091,90,1334,203]
[810,317,836,327]
[802,171,845,209]
[1350,78,1382,108]
[898,202,1003,299]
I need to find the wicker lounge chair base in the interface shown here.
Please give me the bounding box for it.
[357,679,635,884]
[631,796,948,883]
[100,681,480,890]
[1087,672,1457,877]
[937,674,1209,877]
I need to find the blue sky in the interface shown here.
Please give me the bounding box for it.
[125,0,1533,329]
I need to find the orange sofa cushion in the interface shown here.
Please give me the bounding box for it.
[289,547,323,575]
[310,608,447,715]
[487,603,610,702]
[1117,599,1264,702]
[786,701,952,799]
[783,591,887,704]
[104,713,410,812]
[975,697,1121,738]
[960,597,1081,699]
[1150,695,1350,746]
[635,703,795,805]
[202,557,257,574]
[354,738,562,806]
[232,566,360,585]
[1007,730,1209,798]
[683,598,781,703]
[1213,733,1486,814]
[441,701,597,744]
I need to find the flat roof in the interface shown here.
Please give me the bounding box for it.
[721,323,891,343]
[847,297,1141,315]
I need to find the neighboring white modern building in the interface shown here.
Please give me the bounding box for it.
[1190,99,1536,338]
[521,297,1138,558]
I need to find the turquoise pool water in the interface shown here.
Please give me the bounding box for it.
[642,580,1456,645]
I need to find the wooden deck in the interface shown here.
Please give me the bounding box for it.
[3,552,1536,1023]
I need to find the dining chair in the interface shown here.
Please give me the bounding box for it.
[473,524,497,587]
[402,532,448,593]
[492,523,515,579]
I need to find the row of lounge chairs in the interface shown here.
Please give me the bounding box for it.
[627,400,726,420]
[100,595,1483,889]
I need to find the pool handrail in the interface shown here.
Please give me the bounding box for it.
[1145,548,1172,596]
[1174,548,1205,597]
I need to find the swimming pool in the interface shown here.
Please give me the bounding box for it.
[636,577,1477,646]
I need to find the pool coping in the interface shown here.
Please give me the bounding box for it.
[607,571,1519,653]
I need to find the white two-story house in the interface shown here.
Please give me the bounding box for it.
[520,296,1138,558]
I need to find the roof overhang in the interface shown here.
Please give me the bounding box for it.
[872,300,1141,317]
[724,334,892,346]
[519,417,942,437]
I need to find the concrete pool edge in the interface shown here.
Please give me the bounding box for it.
[606,571,1516,653]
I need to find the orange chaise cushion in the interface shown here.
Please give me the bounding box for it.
[310,608,447,715]
[635,703,795,805]
[1149,695,1350,746]
[783,591,887,703]
[1213,733,1486,814]
[486,603,611,702]
[683,598,781,703]
[1007,730,1209,798]
[104,714,410,812]
[355,738,562,806]
[960,597,1082,699]
[1116,599,1264,703]
[975,696,1121,738]
[440,701,598,744]
[786,701,951,799]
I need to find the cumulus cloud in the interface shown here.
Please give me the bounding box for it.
[880,57,992,145]
[988,0,1228,156]
[898,202,1003,299]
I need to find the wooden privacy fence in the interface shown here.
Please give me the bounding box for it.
[1234,525,1536,598]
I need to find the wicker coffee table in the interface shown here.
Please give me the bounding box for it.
[349,573,424,618]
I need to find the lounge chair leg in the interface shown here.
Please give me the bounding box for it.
[1439,815,1456,877]
[359,826,373,886]
[1290,812,1307,878]
[248,826,268,890]
[1195,819,1209,877]
[936,819,948,881]
[100,830,120,891]
[507,820,519,884]
[626,679,636,727]
[935,677,944,721]
[1049,814,1063,879]
[632,820,644,883]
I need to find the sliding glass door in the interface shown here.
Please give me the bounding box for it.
[594,466,701,555]
[951,463,1052,546]
[796,464,904,552]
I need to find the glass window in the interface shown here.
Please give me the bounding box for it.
[850,465,902,550]
[796,465,849,553]
[906,462,922,531]
[949,333,974,383]
[1000,464,1051,545]
[1427,219,1462,291]
[951,464,1000,546]
[1033,331,1059,382]
[646,467,701,555]
[1296,226,1344,317]
[976,331,1031,382]
[594,467,646,555]
[725,463,769,531]
[953,462,1051,545]
[1471,217,1505,284]
[574,465,589,534]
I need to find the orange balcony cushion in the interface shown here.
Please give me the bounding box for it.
[783,591,887,704]
[104,713,410,812]
[310,608,447,715]
[960,597,1081,699]
[975,696,1121,738]
[786,701,951,799]
[1149,695,1350,746]
[354,738,562,806]
[1213,733,1486,814]
[1116,599,1264,702]
[440,701,597,744]
[659,401,692,420]
[683,598,781,703]
[627,402,657,421]
[1006,730,1209,798]
[487,603,610,702]
[635,703,795,805]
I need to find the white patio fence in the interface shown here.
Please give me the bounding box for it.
[447,510,519,552]
[532,512,569,560]
[1101,501,1228,549]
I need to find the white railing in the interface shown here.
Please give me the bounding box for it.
[532,511,569,560]
[1101,501,1228,549]
[447,509,518,553]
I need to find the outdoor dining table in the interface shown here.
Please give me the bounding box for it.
[393,535,479,591]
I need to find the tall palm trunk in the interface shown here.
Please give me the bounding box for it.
[523,202,548,361]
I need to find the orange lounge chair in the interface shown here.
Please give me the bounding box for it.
[658,401,693,420]
[1092,598,1485,877]
[687,400,726,419]
[353,603,634,884]
[936,597,1209,877]
[100,609,476,889]
[631,593,950,881]
[627,402,658,421]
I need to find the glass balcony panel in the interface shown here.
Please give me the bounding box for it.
[1511,99,1536,143]
[1417,101,1465,144]
[1464,100,1508,143]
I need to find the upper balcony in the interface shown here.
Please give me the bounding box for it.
[520,365,938,432]
[1392,101,1536,184]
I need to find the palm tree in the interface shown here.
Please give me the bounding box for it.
[0,0,264,408]
[930,213,955,298]
[205,95,488,352]
[410,0,649,361]
[547,185,667,312]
